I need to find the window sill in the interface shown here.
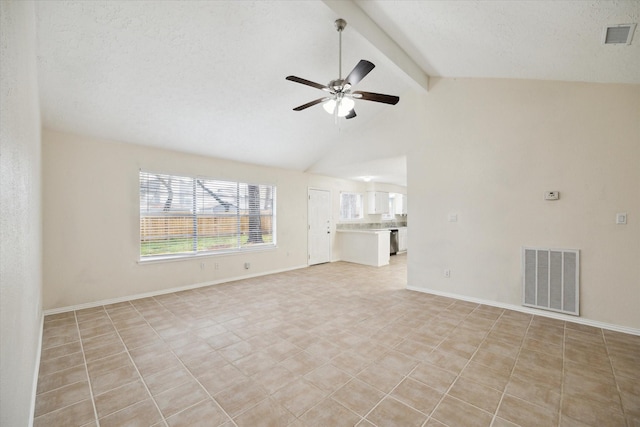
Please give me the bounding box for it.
[138,245,277,264]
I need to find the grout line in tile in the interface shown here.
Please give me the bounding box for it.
[75,310,101,427]
[101,306,168,426]
[489,313,534,427]
[328,303,500,427]
[426,306,506,427]
[160,397,209,424]
[601,327,630,427]
[557,321,567,426]
[125,301,241,427]
[32,398,96,425]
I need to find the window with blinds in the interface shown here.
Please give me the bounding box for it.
[139,171,276,258]
[339,192,363,220]
[381,194,396,221]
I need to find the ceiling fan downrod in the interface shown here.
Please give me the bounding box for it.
[335,18,346,80]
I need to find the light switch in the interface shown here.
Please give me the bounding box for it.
[616,213,627,225]
[448,214,458,222]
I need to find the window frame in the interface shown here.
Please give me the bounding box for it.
[139,170,276,262]
[339,191,364,221]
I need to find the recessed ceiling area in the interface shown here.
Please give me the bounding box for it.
[35,1,640,187]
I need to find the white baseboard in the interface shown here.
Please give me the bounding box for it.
[44,264,308,315]
[29,313,44,427]
[406,286,640,337]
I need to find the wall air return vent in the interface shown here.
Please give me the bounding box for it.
[602,24,636,45]
[522,247,579,316]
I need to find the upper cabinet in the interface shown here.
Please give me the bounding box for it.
[393,193,408,215]
[367,191,389,214]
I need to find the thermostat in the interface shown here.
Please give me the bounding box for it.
[544,191,559,201]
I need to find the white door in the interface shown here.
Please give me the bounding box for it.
[308,188,331,265]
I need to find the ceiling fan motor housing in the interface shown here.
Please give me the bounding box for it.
[329,79,346,91]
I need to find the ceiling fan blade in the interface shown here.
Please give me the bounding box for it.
[345,109,356,119]
[352,91,399,105]
[286,76,331,92]
[293,97,331,111]
[344,60,375,88]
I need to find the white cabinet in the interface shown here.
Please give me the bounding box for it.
[398,227,408,252]
[393,194,407,215]
[367,191,389,214]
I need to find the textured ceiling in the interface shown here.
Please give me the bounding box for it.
[35,1,640,186]
[357,0,640,84]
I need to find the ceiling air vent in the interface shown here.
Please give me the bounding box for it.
[602,23,636,45]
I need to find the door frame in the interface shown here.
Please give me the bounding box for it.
[307,187,332,265]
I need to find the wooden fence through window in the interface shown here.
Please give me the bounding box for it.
[140,215,273,240]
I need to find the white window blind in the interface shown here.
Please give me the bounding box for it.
[140,171,275,258]
[340,192,363,220]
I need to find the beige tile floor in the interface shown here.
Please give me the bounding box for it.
[35,254,639,427]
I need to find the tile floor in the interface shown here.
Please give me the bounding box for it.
[35,254,639,427]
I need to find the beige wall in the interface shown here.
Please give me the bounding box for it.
[408,78,640,330]
[42,130,313,309]
[0,1,43,425]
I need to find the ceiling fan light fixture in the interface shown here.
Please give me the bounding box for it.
[323,97,355,116]
[322,99,336,114]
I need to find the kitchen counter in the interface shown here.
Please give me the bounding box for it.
[336,229,390,267]
[337,229,390,233]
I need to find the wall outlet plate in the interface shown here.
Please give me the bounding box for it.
[616,213,627,224]
[544,191,559,200]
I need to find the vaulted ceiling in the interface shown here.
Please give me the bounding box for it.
[35,1,640,186]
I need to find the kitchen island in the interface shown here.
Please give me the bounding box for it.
[336,229,391,267]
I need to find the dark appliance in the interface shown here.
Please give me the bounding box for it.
[389,229,399,255]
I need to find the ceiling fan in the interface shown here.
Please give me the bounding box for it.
[286,18,399,120]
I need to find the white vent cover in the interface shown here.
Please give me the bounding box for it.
[603,24,637,45]
[522,247,579,316]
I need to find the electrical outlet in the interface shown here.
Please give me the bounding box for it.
[244,262,251,270]
[214,263,219,270]
[444,269,451,278]
[200,262,205,270]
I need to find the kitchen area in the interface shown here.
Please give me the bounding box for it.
[336,190,407,267]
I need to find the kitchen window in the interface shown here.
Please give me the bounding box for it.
[139,171,276,259]
[382,194,397,221]
[340,192,363,221]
